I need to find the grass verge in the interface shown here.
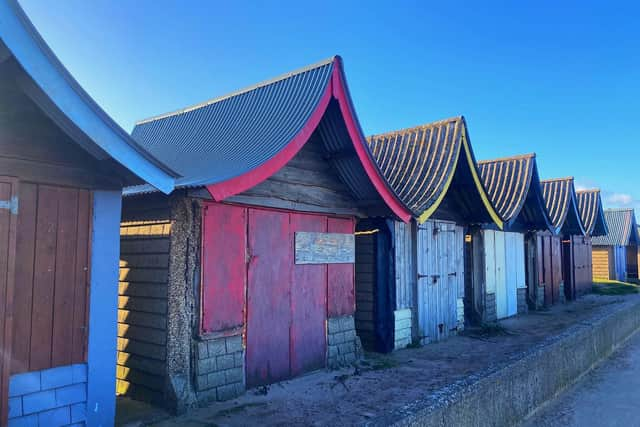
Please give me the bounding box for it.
[592,279,640,295]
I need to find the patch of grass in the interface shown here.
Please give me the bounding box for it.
[592,279,640,295]
[478,322,510,337]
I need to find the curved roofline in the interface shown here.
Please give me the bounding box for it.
[0,0,176,193]
[136,56,337,126]
[528,164,556,232]
[576,188,609,236]
[417,117,504,228]
[541,177,586,236]
[205,56,412,222]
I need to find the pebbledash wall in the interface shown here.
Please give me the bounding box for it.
[8,191,122,427]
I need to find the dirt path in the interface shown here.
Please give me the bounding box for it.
[131,294,639,427]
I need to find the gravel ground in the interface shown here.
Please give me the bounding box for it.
[117,293,640,427]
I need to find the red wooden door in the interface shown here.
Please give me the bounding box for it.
[0,178,18,426]
[290,214,327,376]
[327,217,355,317]
[246,209,292,387]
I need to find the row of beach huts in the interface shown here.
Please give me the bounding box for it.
[0,2,638,426]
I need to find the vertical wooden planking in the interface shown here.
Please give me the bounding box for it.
[394,221,414,310]
[542,235,552,305]
[30,185,59,370]
[327,217,355,317]
[551,237,562,304]
[494,231,507,319]
[51,188,79,366]
[290,213,327,376]
[201,203,247,334]
[484,230,496,294]
[0,178,18,427]
[71,190,91,364]
[416,221,428,341]
[11,183,37,373]
[246,208,291,386]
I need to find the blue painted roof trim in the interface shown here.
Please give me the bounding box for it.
[0,0,176,193]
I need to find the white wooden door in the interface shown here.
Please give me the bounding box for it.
[417,220,462,343]
[494,231,508,319]
[503,232,522,318]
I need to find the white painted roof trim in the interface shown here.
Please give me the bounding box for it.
[0,0,176,193]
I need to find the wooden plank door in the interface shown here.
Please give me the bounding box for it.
[246,209,292,387]
[551,237,562,303]
[290,213,327,377]
[417,221,459,343]
[417,221,439,343]
[0,178,18,426]
[494,231,508,319]
[503,233,519,317]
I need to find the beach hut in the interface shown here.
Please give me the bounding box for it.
[473,154,553,321]
[118,57,412,409]
[568,189,609,297]
[538,178,586,306]
[0,1,176,425]
[592,209,639,281]
[360,117,503,350]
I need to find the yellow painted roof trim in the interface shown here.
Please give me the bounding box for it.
[417,127,504,229]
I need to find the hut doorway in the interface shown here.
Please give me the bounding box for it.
[354,219,395,353]
[416,220,463,343]
[626,245,638,280]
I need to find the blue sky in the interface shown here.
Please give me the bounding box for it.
[19,0,640,210]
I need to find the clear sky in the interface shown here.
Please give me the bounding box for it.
[18,0,640,210]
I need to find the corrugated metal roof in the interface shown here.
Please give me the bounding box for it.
[541,177,586,235]
[367,117,503,227]
[592,209,639,246]
[132,57,335,188]
[477,154,552,231]
[576,189,609,237]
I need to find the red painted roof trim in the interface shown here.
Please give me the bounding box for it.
[206,57,412,222]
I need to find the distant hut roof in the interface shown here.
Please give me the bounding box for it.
[367,116,503,227]
[540,177,586,235]
[477,153,552,232]
[130,56,411,221]
[592,209,639,246]
[576,189,609,237]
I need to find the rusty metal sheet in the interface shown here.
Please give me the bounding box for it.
[294,231,355,265]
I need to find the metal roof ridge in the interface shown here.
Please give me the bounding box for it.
[477,153,536,164]
[576,188,601,193]
[541,176,574,183]
[367,115,464,140]
[135,56,337,126]
[605,207,635,212]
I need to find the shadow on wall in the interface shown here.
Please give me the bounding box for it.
[117,220,172,406]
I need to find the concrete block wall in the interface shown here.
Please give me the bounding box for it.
[327,315,362,368]
[394,309,412,350]
[517,288,528,314]
[8,364,87,427]
[194,335,245,402]
[456,298,465,331]
[485,293,497,323]
[536,286,545,309]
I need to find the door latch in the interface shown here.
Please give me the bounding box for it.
[0,196,18,215]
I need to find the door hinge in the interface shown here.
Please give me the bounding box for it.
[0,196,18,215]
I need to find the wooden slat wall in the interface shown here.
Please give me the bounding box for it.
[355,233,376,350]
[11,183,91,374]
[118,197,171,404]
[394,221,415,310]
[227,135,364,217]
[592,246,611,280]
